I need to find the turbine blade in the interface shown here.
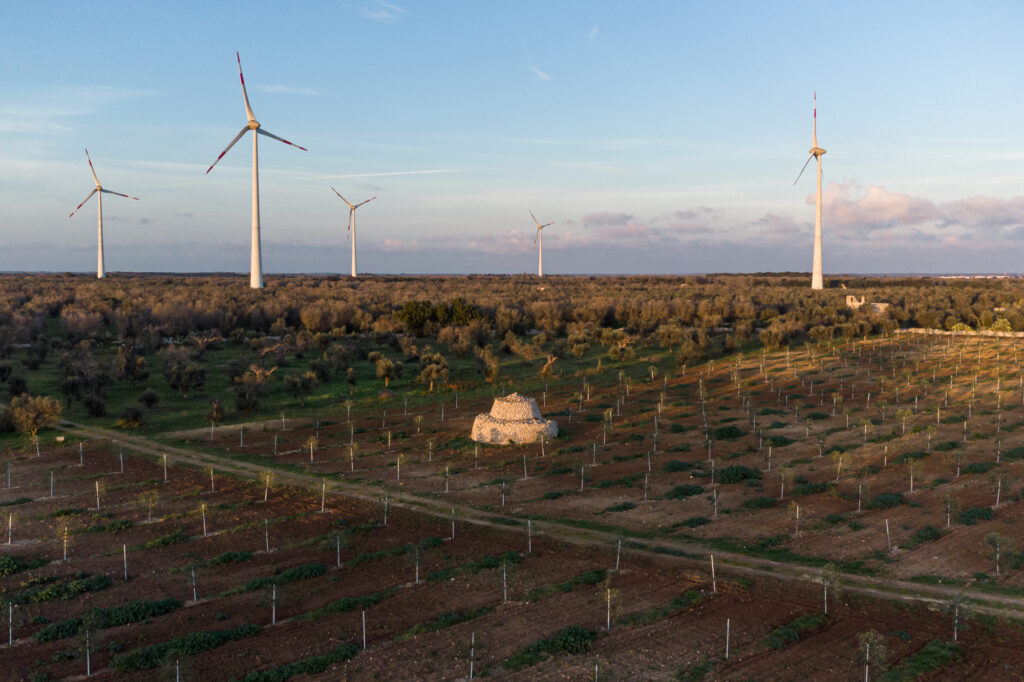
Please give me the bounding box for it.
[84,148,101,185]
[100,189,140,200]
[331,186,355,209]
[206,126,250,174]
[793,154,813,185]
[541,221,555,229]
[257,127,307,151]
[69,188,98,217]
[355,196,376,209]
[529,209,542,227]
[237,52,257,122]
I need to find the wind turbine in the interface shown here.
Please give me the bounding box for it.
[794,92,827,290]
[206,52,307,289]
[530,210,555,277]
[330,187,376,277]
[68,149,139,279]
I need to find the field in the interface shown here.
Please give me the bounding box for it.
[4,427,1024,681]
[6,329,1024,679]
[6,274,1024,679]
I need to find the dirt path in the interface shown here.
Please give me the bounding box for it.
[59,420,1024,622]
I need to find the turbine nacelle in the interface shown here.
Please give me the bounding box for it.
[809,146,826,157]
[247,120,261,131]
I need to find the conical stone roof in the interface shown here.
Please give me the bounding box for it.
[471,393,558,445]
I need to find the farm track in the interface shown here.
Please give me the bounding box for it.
[59,420,1024,625]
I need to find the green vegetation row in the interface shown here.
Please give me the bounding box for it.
[35,598,182,642]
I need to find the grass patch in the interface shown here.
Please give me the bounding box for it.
[525,569,607,602]
[36,599,182,642]
[114,624,261,672]
[618,590,705,627]
[400,607,494,639]
[236,643,359,682]
[866,492,905,510]
[957,506,994,526]
[764,613,829,649]
[885,640,961,681]
[601,501,637,514]
[664,484,704,500]
[503,626,598,671]
[0,555,48,577]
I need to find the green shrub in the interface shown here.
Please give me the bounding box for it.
[618,591,705,627]
[0,555,48,577]
[662,460,694,473]
[209,551,252,566]
[36,599,182,642]
[744,497,777,509]
[792,481,833,496]
[402,607,493,638]
[681,516,711,528]
[766,435,795,447]
[114,624,261,671]
[299,588,397,620]
[957,507,994,525]
[235,563,326,593]
[961,462,996,475]
[717,465,762,484]
[239,644,359,682]
[867,492,905,510]
[14,572,112,604]
[676,659,716,681]
[602,501,636,513]
[764,613,828,650]
[503,626,598,671]
[665,484,704,500]
[885,640,961,680]
[525,569,607,602]
[712,425,744,441]
[142,530,188,549]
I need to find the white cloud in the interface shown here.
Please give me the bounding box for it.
[362,0,408,22]
[530,65,552,81]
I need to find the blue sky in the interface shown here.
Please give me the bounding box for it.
[3,1,1024,275]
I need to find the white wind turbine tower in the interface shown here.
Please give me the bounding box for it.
[68,149,139,279]
[794,92,827,290]
[206,52,307,289]
[530,210,555,277]
[330,187,376,277]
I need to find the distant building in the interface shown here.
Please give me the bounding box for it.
[846,295,890,313]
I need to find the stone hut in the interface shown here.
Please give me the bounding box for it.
[471,393,558,445]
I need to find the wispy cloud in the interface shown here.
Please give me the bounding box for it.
[254,85,320,96]
[330,168,459,179]
[589,25,599,40]
[0,85,156,136]
[549,160,619,172]
[362,0,408,22]
[530,65,552,81]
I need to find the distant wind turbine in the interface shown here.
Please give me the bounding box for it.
[530,210,555,277]
[206,52,307,289]
[68,149,139,279]
[794,92,827,290]
[330,187,376,277]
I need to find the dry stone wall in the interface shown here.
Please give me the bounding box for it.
[471,393,558,445]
